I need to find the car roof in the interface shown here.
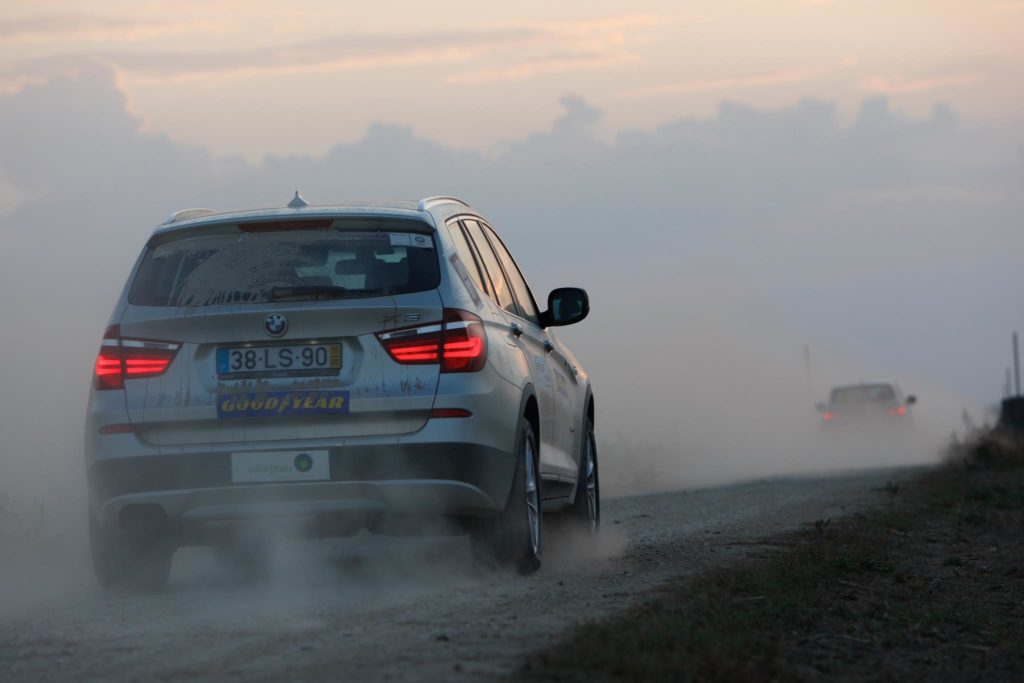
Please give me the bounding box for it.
[153,195,476,237]
[830,382,899,392]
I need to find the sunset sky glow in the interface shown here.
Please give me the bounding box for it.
[2,0,1021,158]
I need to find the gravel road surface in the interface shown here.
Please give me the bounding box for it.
[0,467,919,682]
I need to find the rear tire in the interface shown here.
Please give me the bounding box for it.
[566,417,600,534]
[469,418,543,574]
[90,510,173,592]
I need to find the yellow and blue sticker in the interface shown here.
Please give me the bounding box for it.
[217,390,349,418]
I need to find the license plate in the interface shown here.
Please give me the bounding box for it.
[231,450,329,483]
[217,343,340,377]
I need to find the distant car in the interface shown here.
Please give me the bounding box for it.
[816,382,917,428]
[85,194,599,589]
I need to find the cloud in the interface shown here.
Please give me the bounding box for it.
[555,94,602,130]
[1,14,668,87]
[618,56,864,100]
[443,14,677,85]
[3,28,530,84]
[0,61,211,193]
[861,73,984,94]
[618,67,829,99]
[445,51,637,85]
[0,13,179,41]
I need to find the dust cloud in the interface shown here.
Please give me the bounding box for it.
[0,64,1020,601]
[575,282,975,497]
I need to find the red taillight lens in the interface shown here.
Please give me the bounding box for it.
[822,411,835,422]
[93,325,180,390]
[440,309,486,372]
[888,406,908,416]
[382,332,443,364]
[95,352,123,390]
[377,309,487,373]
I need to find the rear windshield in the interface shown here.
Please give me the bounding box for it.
[128,223,440,306]
[830,385,896,404]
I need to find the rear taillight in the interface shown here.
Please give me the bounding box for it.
[377,309,487,373]
[822,411,835,422]
[888,406,908,417]
[439,309,487,372]
[94,325,181,390]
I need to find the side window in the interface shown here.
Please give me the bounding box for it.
[480,223,540,324]
[463,219,515,314]
[446,221,488,295]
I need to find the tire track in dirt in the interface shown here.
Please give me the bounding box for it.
[0,467,919,682]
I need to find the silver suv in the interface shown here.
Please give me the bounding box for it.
[85,194,597,588]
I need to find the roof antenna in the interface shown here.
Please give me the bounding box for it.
[287,190,309,208]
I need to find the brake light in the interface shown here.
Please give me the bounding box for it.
[377,309,487,373]
[383,330,443,364]
[93,325,181,390]
[440,309,486,372]
[237,219,333,232]
[888,406,908,416]
[822,411,835,422]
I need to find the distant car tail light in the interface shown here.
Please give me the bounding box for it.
[888,406,908,416]
[94,325,181,390]
[377,309,487,373]
[822,411,835,422]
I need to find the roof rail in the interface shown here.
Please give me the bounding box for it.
[164,208,216,224]
[417,196,470,211]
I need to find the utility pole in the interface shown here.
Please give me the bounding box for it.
[803,344,812,394]
[1014,332,1021,397]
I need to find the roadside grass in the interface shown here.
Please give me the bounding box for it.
[518,433,1024,682]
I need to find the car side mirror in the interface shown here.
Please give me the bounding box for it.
[541,287,590,328]
[906,395,917,405]
[815,402,826,412]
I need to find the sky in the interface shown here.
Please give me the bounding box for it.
[0,1,1022,528]
[0,1,1022,158]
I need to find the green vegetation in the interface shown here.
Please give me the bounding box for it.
[518,433,1024,682]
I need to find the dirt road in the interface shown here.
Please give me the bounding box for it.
[0,467,918,682]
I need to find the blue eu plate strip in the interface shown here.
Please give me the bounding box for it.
[216,349,229,374]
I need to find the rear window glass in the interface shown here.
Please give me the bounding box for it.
[830,385,896,404]
[129,225,439,306]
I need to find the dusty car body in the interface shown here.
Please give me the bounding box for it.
[85,194,598,588]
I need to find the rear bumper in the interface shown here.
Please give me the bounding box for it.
[88,442,515,532]
[820,416,914,431]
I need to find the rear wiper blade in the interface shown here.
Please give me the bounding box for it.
[270,286,382,301]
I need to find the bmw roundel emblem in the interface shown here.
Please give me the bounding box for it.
[265,314,288,337]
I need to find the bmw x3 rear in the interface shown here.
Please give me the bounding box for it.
[85,194,598,589]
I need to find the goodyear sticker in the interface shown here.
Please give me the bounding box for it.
[217,390,350,418]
